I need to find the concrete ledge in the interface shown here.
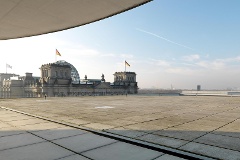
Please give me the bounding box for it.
[180,90,240,97]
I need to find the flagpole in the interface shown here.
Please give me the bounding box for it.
[125,60,126,72]
[6,64,7,74]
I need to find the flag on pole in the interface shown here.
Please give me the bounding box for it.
[6,64,12,69]
[125,61,130,67]
[56,49,61,56]
[124,60,130,72]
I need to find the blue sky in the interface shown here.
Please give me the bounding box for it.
[1,0,240,89]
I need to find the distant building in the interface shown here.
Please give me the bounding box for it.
[0,60,138,98]
[197,85,201,91]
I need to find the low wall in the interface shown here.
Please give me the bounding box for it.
[180,90,240,96]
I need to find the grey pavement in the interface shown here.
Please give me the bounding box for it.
[1,96,240,159]
[0,108,183,160]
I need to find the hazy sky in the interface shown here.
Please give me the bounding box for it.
[1,0,240,90]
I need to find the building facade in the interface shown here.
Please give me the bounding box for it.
[0,61,138,98]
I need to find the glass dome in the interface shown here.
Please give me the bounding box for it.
[54,60,80,84]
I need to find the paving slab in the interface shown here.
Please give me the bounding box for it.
[120,115,165,122]
[186,119,228,127]
[137,134,189,148]
[105,127,147,138]
[0,122,14,129]
[0,141,74,160]
[175,113,207,121]
[50,115,75,121]
[0,126,26,137]
[215,113,240,121]
[52,133,117,153]
[124,122,167,131]
[155,154,186,160]
[38,112,60,118]
[18,122,65,131]
[82,122,115,130]
[80,115,116,122]
[143,119,186,128]
[5,118,48,126]
[213,120,240,138]
[158,116,193,124]
[202,115,237,123]
[217,119,240,131]
[170,122,219,132]
[0,133,45,151]
[57,154,91,160]
[102,119,138,127]
[193,133,240,151]
[180,142,240,160]
[152,129,207,141]
[62,118,90,125]
[32,126,88,140]
[213,131,240,139]
[219,112,240,119]
[0,112,20,118]
[82,141,163,160]
[0,115,36,122]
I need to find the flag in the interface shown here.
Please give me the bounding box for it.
[125,61,130,67]
[56,49,61,56]
[6,64,12,69]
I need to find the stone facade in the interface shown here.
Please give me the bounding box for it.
[0,61,138,98]
[113,72,138,94]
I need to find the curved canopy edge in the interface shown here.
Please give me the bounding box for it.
[0,0,151,40]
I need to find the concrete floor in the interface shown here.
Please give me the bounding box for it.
[1,95,240,159]
[0,108,186,160]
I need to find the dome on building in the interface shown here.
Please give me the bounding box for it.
[54,60,80,84]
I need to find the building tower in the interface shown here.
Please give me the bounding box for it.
[40,63,72,96]
[113,72,138,94]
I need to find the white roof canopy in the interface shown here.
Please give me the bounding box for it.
[0,0,151,40]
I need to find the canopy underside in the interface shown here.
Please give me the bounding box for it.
[0,0,151,40]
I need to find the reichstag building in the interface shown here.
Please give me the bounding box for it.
[0,61,138,98]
